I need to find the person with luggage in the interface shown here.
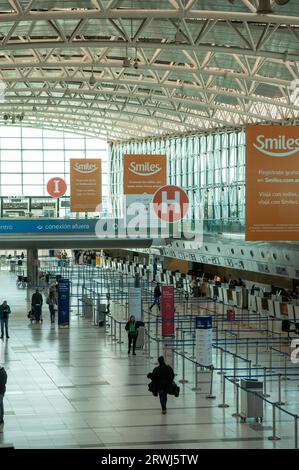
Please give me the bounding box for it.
[149,283,161,311]
[46,290,57,324]
[0,365,7,429]
[31,288,43,323]
[148,356,175,414]
[125,315,140,355]
[0,301,11,339]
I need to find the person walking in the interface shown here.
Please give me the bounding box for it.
[149,356,174,414]
[0,365,7,428]
[31,288,43,323]
[149,283,161,311]
[125,315,139,355]
[46,290,57,324]
[0,301,11,339]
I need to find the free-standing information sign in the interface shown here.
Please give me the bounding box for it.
[70,159,102,212]
[195,316,213,367]
[161,286,175,337]
[58,278,70,326]
[128,287,142,322]
[246,125,299,241]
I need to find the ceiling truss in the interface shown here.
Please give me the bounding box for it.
[0,0,296,140]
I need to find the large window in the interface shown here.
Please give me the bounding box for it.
[0,127,108,210]
[109,130,246,233]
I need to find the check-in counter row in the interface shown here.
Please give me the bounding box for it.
[208,283,245,308]
[250,295,299,322]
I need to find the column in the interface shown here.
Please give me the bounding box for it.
[27,248,38,288]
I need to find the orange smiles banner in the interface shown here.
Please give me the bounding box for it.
[246,125,299,241]
[124,154,167,194]
[70,159,102,212]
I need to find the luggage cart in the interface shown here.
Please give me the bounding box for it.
[240,379,263,423]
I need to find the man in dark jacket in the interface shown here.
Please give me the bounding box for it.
[0,365,7,426]
[0,301,11,339]
[149,283,161,311]
[31,288,43,323]
[150,356,174,414]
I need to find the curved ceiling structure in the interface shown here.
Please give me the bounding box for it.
[0,0,298,140]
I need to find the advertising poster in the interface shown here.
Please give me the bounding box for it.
[124,154,166,195]
[58,278,70,326]
[124,155,167,229]
[70,159,102,212]
[246,125,299,240]
[161,286,175,337]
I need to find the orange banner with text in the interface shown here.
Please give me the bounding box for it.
[246,125,299,241]
[70,159,102,212]
[124,154,167,194]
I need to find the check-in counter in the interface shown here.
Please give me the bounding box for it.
[267,300,275,317]
[287,304,295,321]
[232,288,243,308]
[218,287,224,303]
[294,306,299,321]
[248,294,257,312]
[274,301,289,319]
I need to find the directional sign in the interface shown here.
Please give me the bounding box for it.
[153,185,189,222]
[47,177,67,198]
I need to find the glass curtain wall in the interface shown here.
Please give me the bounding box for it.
[0,127,108,218]
[109,130,246,233]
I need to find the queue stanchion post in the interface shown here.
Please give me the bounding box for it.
[179,352,189,384]
[268,346,273,372]
[254,341,260,367]
[275,374,285,405]
[192,362,200,391]
[246,338,249,361]
[112,318,117,341]
[217,347,224,375]
[249,359,252,378]
[206,365,216,399]
[233,354,237,383]
[268,404,281,441]
[294,415,298,450]
[218,375,229,408]
[263,367,270,398]
[117,321,124,344]
[282,352,289,381]
[232,382,241,418]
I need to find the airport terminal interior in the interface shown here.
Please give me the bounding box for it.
[0,0,299,451]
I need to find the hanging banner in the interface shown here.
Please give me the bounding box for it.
[195,316,213,367]
[70,159,102,212]
[124,154,167,195]
[161,285,175,337]
[58,278,70,326]
[128,287,142,321]
[246,125,299,240]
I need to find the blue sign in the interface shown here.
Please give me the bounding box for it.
[58,278,70,326]
[0,219,98,233]
[195,316,212,329]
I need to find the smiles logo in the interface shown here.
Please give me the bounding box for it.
[129,162,161,177]
[254,134,299,157]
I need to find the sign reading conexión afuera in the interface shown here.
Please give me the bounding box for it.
[0,219,98,233]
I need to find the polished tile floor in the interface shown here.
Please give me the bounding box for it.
[0,269,297,449]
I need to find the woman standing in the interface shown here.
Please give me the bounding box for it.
[46,290,57,324]
[125,315,139,355]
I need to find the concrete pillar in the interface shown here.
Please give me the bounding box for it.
[27,248,38,288]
